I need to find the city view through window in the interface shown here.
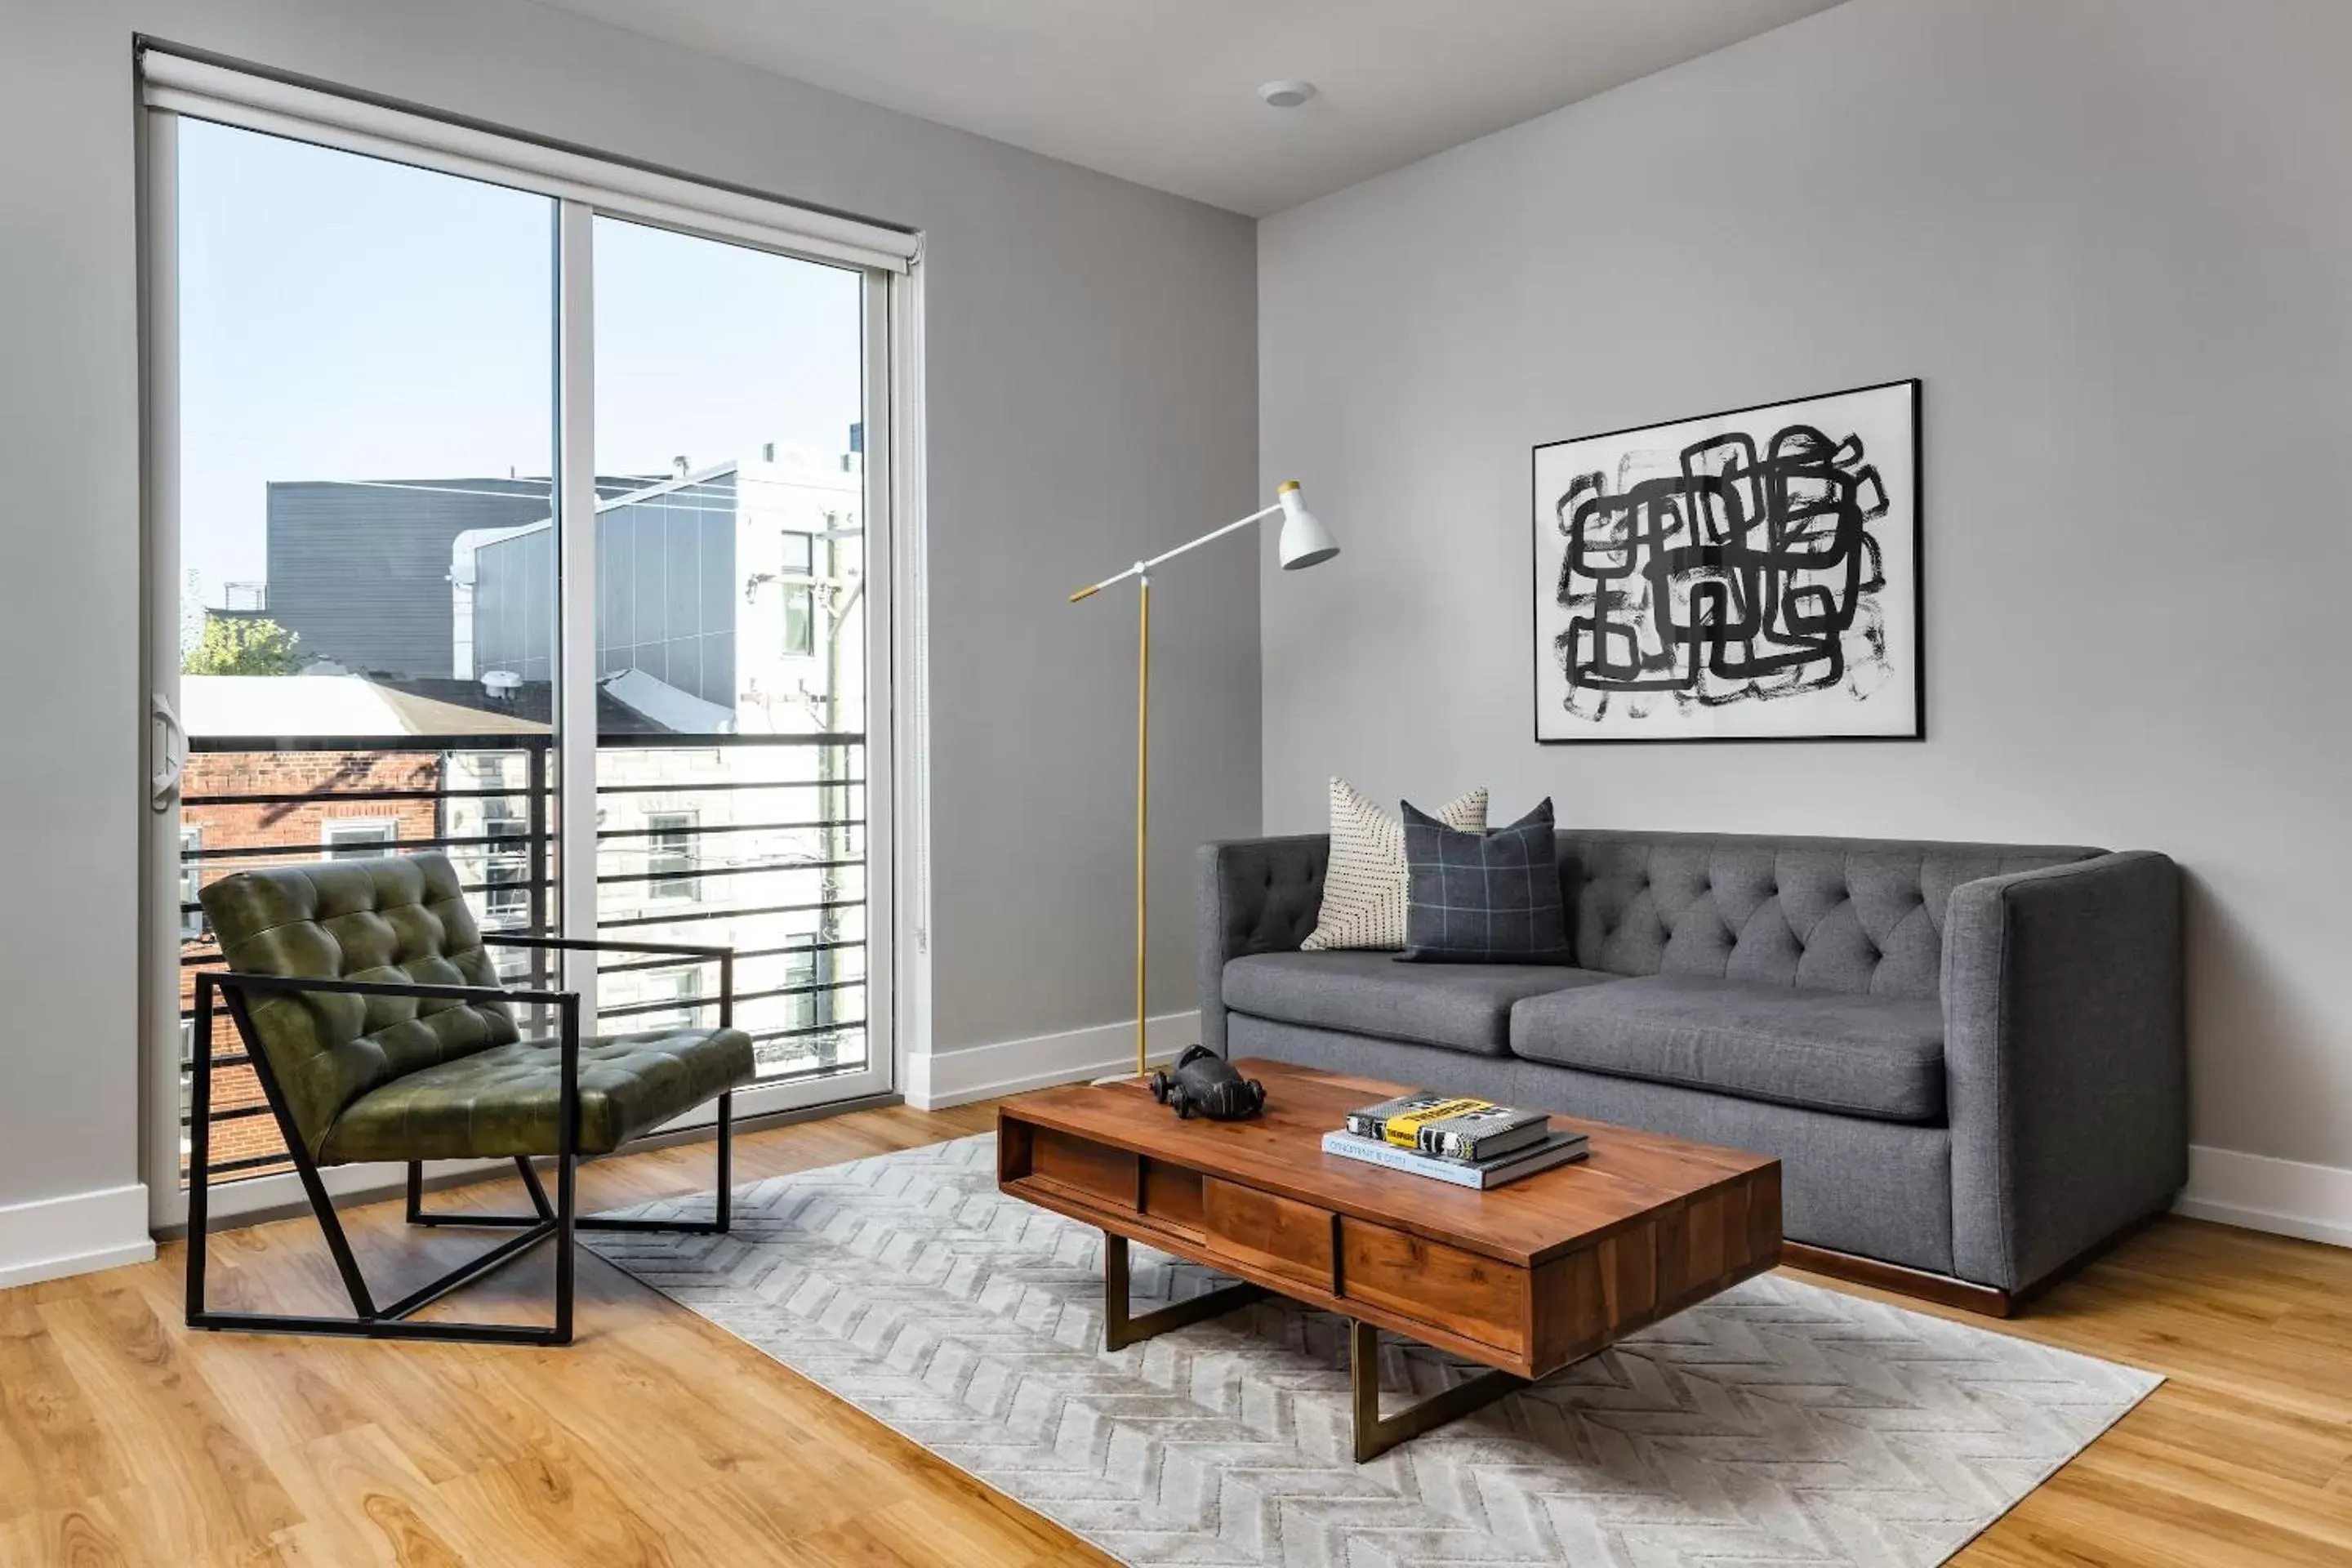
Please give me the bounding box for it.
[172,121,875,1183]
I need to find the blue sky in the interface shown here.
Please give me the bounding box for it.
[176,117,864,598]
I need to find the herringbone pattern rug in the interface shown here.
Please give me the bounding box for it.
[584,1135,2158,1566]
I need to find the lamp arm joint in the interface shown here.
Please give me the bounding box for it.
[1068,501,1286,602]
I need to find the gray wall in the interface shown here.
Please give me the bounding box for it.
[594,477,737,708]
[472,525,558,689]
[0,0,1257,1222]
[270,477,552,679]
[1259,0,2352,1173]
[474,477,742,708]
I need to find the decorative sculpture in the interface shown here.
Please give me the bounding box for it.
[1148,1045,1267,1121]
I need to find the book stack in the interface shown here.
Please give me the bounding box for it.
[1322,1092,1588,1190]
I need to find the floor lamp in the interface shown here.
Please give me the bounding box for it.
[1070,481,1339,1079]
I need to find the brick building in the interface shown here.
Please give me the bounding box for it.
[179,748,456,1175]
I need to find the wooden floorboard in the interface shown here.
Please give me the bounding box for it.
[2,1098,2346,1565]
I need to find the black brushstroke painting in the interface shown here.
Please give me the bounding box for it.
[1530,381,1922,743]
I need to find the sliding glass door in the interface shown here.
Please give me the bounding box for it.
[147,104,896,1228]
[586,217,884,1096]
[152,118,563,1214]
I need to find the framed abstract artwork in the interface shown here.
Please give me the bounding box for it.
[1530,379,1922,743]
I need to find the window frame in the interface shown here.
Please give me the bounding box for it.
[480,800,531,924]
[779,529,816,577]
[780,581,817,658]
[322,817,399,859]
[644,809,702,902]
[178,823,205,941]
[780,945,819,1032]
[140,53,924,1233]
[642,964,705,1032]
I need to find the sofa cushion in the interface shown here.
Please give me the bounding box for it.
[1301,778,1486,951]
[1224,951,1616,1058]
[1400,797,1574,964]
[1509,973,1945,1122]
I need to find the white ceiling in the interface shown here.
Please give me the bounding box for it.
[530,0,1846,216]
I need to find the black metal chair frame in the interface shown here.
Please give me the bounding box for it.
[186,935,737,1347]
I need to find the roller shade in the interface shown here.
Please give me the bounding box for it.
[140,50,920,274]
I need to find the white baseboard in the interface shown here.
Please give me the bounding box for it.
[2176,1143,2352,1249]
[906,1010,1202,1110]
[0,1182,155,1290]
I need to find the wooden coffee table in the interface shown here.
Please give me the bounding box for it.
[998,1058,1781,1460]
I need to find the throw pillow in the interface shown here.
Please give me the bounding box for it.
[1300,777,1487,951]
[1398,797,1574,964]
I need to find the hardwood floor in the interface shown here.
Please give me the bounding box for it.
[2,1098,2347,1565]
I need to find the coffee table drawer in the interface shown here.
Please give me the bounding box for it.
[1031,1129,1138,1211]
[1339,1218,1528,1355]
[1204,1179,1334,1290]
[1141,1160,1205,1235]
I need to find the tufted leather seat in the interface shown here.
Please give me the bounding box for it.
[200,853,755,1165]
[318,1024,755,1161]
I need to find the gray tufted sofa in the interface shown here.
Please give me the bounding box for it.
[1197,829,2185,1307]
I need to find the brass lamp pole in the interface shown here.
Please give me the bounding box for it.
[1068,481,1339,1078]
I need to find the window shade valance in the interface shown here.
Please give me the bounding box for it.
[140,50,919,274]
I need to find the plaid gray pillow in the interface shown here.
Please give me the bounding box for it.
[1397,797,1573,964]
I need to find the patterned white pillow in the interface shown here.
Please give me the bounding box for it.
[1300,777,1488,951]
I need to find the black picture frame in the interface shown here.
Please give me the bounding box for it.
[1529,377,1925,746]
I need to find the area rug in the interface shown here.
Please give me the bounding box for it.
[583,1135,2158,1567]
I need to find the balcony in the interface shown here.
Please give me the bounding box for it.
[177,732,867,1187]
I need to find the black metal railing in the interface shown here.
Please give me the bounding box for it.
[176,732,870,1186]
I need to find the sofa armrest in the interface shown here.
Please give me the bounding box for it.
[1196,835,1329,1055]
[1943,850,2186,1292]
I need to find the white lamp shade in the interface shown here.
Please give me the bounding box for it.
[1276,482,1338,569]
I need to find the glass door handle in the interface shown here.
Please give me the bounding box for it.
[151,690,186,812]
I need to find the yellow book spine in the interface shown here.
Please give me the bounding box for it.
[1380,1098,1494,1149]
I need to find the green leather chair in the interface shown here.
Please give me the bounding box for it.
[189,852,756,1344]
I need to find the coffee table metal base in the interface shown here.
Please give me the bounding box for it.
[1348,1318,1528,1462]
[1102,1232,1268,1352]
[1100,1230,1530,1461]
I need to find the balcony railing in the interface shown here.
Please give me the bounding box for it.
[177,732,868,1187]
